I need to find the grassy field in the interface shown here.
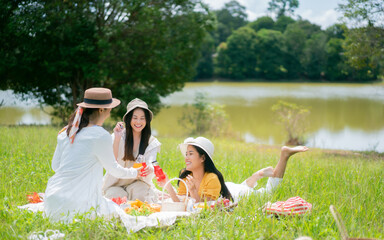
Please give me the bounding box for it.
[0,126,383,239]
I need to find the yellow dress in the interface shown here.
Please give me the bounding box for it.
[177,172,221,200]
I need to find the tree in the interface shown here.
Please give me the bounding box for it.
[267,0,299,18]
[274,15,295,32]
[214,0,248,44]
[248,16,275,32]
[325,24,346,39]
[338,0,384,77]
[195,34,215,79]
[217,27,258,79]
[255,29,286,79]
[338,0,383,27]
[0,0,214,122]
[325,38,349,81]
[282,22,306,78]
[301,32,328,79]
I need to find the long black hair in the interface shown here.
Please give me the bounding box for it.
[178,145,233,201]
[66,108,100,136]
[123,107,152,161]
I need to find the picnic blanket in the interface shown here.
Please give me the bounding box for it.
[263,196,312,216]
[18,201,192,233]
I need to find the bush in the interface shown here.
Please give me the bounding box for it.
[180,93,230,137]
[271,100,310,145]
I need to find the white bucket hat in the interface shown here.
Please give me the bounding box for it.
[122,98,153,122]
[178,137,214,161]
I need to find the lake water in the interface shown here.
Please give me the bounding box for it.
[1,83,384,152]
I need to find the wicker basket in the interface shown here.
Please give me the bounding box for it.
[161,178,189,212]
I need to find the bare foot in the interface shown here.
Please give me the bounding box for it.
[281,146,309,159]
[256,166,274,178]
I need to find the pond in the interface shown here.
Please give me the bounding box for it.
[1,82,384,152]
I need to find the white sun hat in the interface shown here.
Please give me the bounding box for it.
[122,98,153,122]
[178,137,214,161]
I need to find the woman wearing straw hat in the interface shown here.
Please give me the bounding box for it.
[44,88,146,222]
[102,98,161,202]
[159,137,308,203]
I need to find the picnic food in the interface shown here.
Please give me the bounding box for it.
[193,202,211,209]
[133,163,143,168]
[193,198,233,211]
[111,196,127,205]
[124,199,161,215]
[27,192,43,203]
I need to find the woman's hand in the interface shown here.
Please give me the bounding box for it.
[156,174,169,188]
[139,164,154,178]
[185,175,198,195]
[135,167,143,177]
[113,122,124,139]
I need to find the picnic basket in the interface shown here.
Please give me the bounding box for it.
[161,178,189,212]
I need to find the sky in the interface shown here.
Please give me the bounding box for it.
[203,0,346,29]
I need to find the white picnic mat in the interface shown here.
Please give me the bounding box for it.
[18,202,193,233]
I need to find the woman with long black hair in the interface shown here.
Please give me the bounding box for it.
[159,137,308,203]
[102,98,161,202]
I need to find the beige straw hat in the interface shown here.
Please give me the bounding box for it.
[123,98,153,122]
[178,137,214,162]
[77,88,120,108]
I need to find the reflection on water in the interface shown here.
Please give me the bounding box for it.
[153,83,384,152]
[0,107,52,125]
[1,83,384,152]
[161,82,384,105]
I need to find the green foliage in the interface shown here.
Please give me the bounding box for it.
[0,0,215,123]
[217,27,258,79]
[301,32,328,79]
[338,0,383,27]
[255,29,286,79]
[325,38,350,80]
[338,0,384,77]
[282,21,306,78]
[343,26,383,78]
[179,92,230,137]
[267,0,299,18]
[274,15,296,32]
[325,24,346,39]
[271,101,310,145]
[248,16,275,32]
[1,126,384,238]
[213,0,248,45]
[195,34,216,79]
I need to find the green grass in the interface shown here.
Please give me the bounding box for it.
[1,126,383,239]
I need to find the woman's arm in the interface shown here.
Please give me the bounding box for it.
[157,176,181,202]
[112,122,124,160]
[51,144,62,172]
[96,132,139,179]
[51,133,66,172]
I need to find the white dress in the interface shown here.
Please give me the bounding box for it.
[225,178,283,203]
[44,126,138,222]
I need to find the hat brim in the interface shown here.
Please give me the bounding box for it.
[77,98,121,109]
[178,142,214,162]
[123,107,153,122]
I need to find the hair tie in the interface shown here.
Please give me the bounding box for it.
[68,107,84,144]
